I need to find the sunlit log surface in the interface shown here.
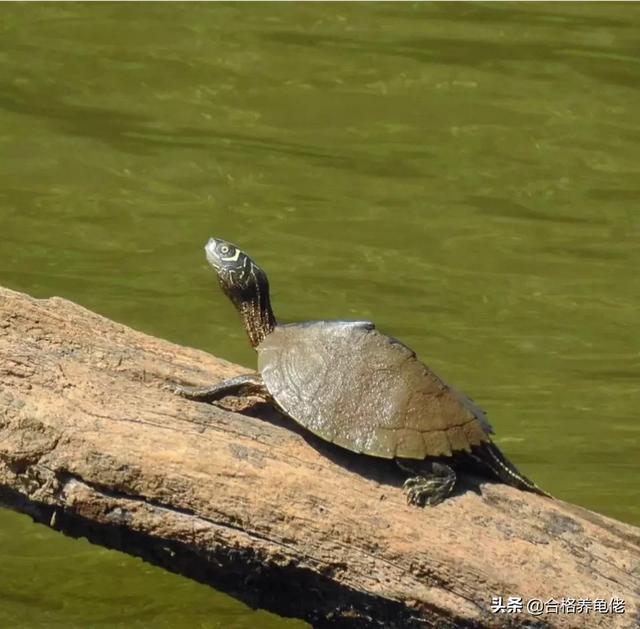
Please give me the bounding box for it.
[0,286,638,628]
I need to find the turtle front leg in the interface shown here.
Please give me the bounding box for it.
[398,461,457,507]
[172,373,268,403]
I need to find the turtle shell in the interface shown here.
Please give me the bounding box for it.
[257,321,492,459]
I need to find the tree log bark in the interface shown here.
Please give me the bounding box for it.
[0,286,638,628]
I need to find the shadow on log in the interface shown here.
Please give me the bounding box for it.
[0,286,638,628]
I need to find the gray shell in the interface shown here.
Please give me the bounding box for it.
[257,321,492,460]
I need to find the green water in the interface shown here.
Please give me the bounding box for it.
[1,2,638,627]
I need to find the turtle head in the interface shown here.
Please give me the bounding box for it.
[204,238,276,347]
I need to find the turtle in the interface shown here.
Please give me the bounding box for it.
[174,237,549,506]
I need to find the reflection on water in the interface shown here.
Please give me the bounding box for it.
[0,3,638,628]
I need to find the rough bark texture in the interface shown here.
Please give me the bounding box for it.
[0,286,638,629]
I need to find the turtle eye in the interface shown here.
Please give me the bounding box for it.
[217,243,241,263]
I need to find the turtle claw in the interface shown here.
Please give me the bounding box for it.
[171,383,202,398]
[402,463,456,507]
[165,382,203,398]
[403,476,447,506]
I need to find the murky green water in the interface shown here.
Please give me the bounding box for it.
[1,2,638,627]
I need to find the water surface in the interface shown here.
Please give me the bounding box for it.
[1,3,638,627]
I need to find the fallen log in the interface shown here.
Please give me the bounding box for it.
[0,286,638,629]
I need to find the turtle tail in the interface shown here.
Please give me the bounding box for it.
[471,441,552,498]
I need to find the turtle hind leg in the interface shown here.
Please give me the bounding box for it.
[472,441,552,498]
[172,373,267,403]
[400,461,457,507]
